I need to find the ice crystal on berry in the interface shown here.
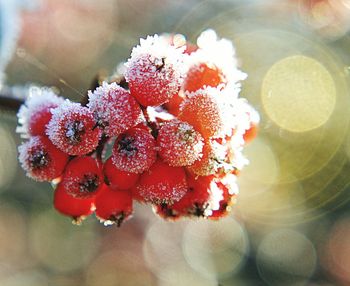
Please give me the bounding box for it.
[16,29,259,227]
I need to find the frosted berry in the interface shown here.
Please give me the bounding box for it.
[155,174,213,219]
[163,92,185,116]
[243,123,258,143]
[54,182,95,223]
[183,63,226,92]
[95,185,133,226]
[87,82,143,137]
[103,157,139,190]
[135,160,188,204]
[179,87,225,138]
[18,136,68,182]
[60,156,103,199]
[16,88,64,136]
[46,100,101,156]
[157,120,204,167]
[112,127,156,174]
[186,140,219,176]
[125,35,186,106]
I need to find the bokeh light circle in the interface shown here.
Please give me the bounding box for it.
[257,228,317,286]
[262,55,336,132]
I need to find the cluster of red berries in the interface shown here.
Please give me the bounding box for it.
[17,30,259,226]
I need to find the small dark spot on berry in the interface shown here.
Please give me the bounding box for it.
[65,120,86,145]
[117,135,137,156]
[29,149,50,169]
[108,212,125,227]
[155,57,165,71]
[79,174,99,194]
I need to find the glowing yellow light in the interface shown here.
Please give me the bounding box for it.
[262,55,336,132]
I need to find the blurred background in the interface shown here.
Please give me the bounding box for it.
[1,0,350,285]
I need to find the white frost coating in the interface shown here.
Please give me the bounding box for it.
[87,81,143,136]
[191,29,247,85]
[219,173,239,195]
[204,181,224,216]
[125,34,188,105]
[16,86,64,137]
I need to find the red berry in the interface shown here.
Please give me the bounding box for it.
[183,63,226,92]
[95,185,133,226]
[179,87,225,138]
[46,100,101,156]
[125,35,186,106]
[88,82,143,137]
[163,92,185,116]
[243,123,258,143]
[18,135,68,182]
[54,182,95,222]
[135,160,188,204]
[157,120,204,167]
[60,156,103,199]
[186,140,219,176]
[112,127,156,174]
[17,88,64,136]
[103,157,139,190]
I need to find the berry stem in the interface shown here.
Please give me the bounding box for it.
[0,92,24,112]
[140,106,159,138]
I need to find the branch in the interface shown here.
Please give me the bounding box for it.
[0,92,24,112]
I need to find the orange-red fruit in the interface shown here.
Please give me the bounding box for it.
[163,92,184,116]
[87,82,143,137]
[103,157,139,190]
[54,182,95,219]
[18,135,69,182]
[125,53,183,107]
[209,182,237,220]
[186,140,218,176]
[183,63,226,92]
[243,123,258,144]
[28,104,57,136]
[171,174,214,217]
[47,101,101,156]
[135,160,188,205]
[60,156,103,199]
[112,127,157,174]
[157,120,204,167]
[95,185,133,226]
[179,88,224,138]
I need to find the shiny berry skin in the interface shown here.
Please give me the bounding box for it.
[125,35,185,107]
[60,156,103,199]
[112,127,156,174]
[18,136,68,182]
[135,160,188,205]
[54,182,95,222]
[103,157,139,190]
[88,82,143,137]
[95,185,133,226]
[179,88,224,138]
[183,63,226,92]
[157,120,204,167]
[46,101,101,156]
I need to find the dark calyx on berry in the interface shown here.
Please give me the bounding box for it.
[65,120,85,144]
[29,149,50,169]
[79,174,100,195]
[155,57,165,71]
[117,135,137,156]
[189,202,208,217]
[108,212,125,227]
[160,202,177,218]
